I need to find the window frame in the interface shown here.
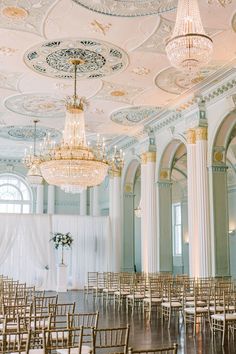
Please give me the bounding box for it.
[0,173,33,214]
[172,202,182,257]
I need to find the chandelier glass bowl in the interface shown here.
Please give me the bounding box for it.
[165,0,213,73]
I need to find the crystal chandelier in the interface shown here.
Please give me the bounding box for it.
[25,59,109,193]
[109,146,125,174]
[165,0,213,73]
[23,120,44,186]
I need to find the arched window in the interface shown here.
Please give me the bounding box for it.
[0,174,32,213]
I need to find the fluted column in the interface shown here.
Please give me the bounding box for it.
[92,186,100,216]
[36,184,44,214]
[195,127,212,276]
[80,189,87,216]
[47,185,55,214]
[141,153,148,272]
[112,170,121,271]
[187,129,199,277]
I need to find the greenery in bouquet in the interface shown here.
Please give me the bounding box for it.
[50,232,73,249]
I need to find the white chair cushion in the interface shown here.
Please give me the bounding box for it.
[184,307,208,314]
[211,313,236,321]
[161,302,182,308]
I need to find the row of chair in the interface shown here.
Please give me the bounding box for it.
[0,275,178,353]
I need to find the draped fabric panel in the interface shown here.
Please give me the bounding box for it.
[0,214,111,290]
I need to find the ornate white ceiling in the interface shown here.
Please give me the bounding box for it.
[0,0,235,158]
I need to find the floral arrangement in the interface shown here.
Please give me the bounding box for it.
[50,232,73,249]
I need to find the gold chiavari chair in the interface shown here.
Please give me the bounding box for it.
[91,325,130,354]
[43,326,84,354]
[67,312,99,346]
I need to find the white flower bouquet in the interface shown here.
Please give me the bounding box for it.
[50,232,73,249]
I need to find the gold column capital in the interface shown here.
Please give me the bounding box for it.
[196,126,208,141]
[186,129,196,144]
[109,168,121,177]
[146,151,156,163]
[141,152,147,164]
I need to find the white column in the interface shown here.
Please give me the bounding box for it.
[145,151,157,273]
[80,189,87,216]
[112,173,121,271]
[92,186,100,216]
[157,180,172,272]
[187,129,199,277]
[195,127,212,277]
[109,175,113,220]
[141,153,147,272]
[36,184,44,214]
[47,185,55,214]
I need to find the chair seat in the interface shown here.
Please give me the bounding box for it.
[103,289,116,293]
[184,307,208,314]
[143,298,162,303]
[163,297,179,302]
[57,344,91,354]
[185,301,206,307]
[127,295,144,299]
[161,302,182,308]
[211,313,236,321]
[114,291,130,296]
[209,305,235,313]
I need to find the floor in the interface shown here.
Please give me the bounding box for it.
[57,290,236,354]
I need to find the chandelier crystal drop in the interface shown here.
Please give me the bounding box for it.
[165,0,213,73]
[24,59,109,193]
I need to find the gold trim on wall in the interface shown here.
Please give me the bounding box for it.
[186,129,196,144]
[196,126,208,141]
[146,151,156,162]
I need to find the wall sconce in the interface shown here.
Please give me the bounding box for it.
[229,229,236,236]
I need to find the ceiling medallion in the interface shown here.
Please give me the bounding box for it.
[4,93,65,118]
[0,125,61,142]
[0,1,58,36]
[110,106,161,126]
[72,0,177,17]
[24,38,129,79]
[155,65,219,95]
[2,6,28,19]
[95,81,145,103]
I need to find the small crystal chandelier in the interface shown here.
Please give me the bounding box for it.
[109,146,125,175]
[165,0,213,73]
[23,120,44,186]
[25,59,109,193]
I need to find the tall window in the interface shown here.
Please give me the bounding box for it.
[0,174,32,213]
[172,203,182,256]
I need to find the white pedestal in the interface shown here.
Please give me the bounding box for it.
[57,264,68,292]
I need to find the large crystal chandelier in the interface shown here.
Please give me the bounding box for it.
[23,120,44,186]
[25,59,109,193]
[165,0,213,73]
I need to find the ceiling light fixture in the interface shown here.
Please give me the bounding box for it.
[165,0,213,73]
[23,119,44,186]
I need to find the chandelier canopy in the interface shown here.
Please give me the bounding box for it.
[165,0,213,73]
[24,59,114,193]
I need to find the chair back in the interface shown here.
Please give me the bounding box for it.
[43,326,84,354]
[91,325,130,354]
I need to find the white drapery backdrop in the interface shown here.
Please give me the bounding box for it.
[0,214,111,290]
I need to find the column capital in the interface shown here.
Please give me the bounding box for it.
[157,181,172,188]
[196,126,208,141]
[186,129,196,144]
[109,168,121,177]
[146,151,156,163]
[209,165,228,173]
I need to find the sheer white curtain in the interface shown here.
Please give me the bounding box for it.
[52,215,111,288]
[0,214,56,290]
